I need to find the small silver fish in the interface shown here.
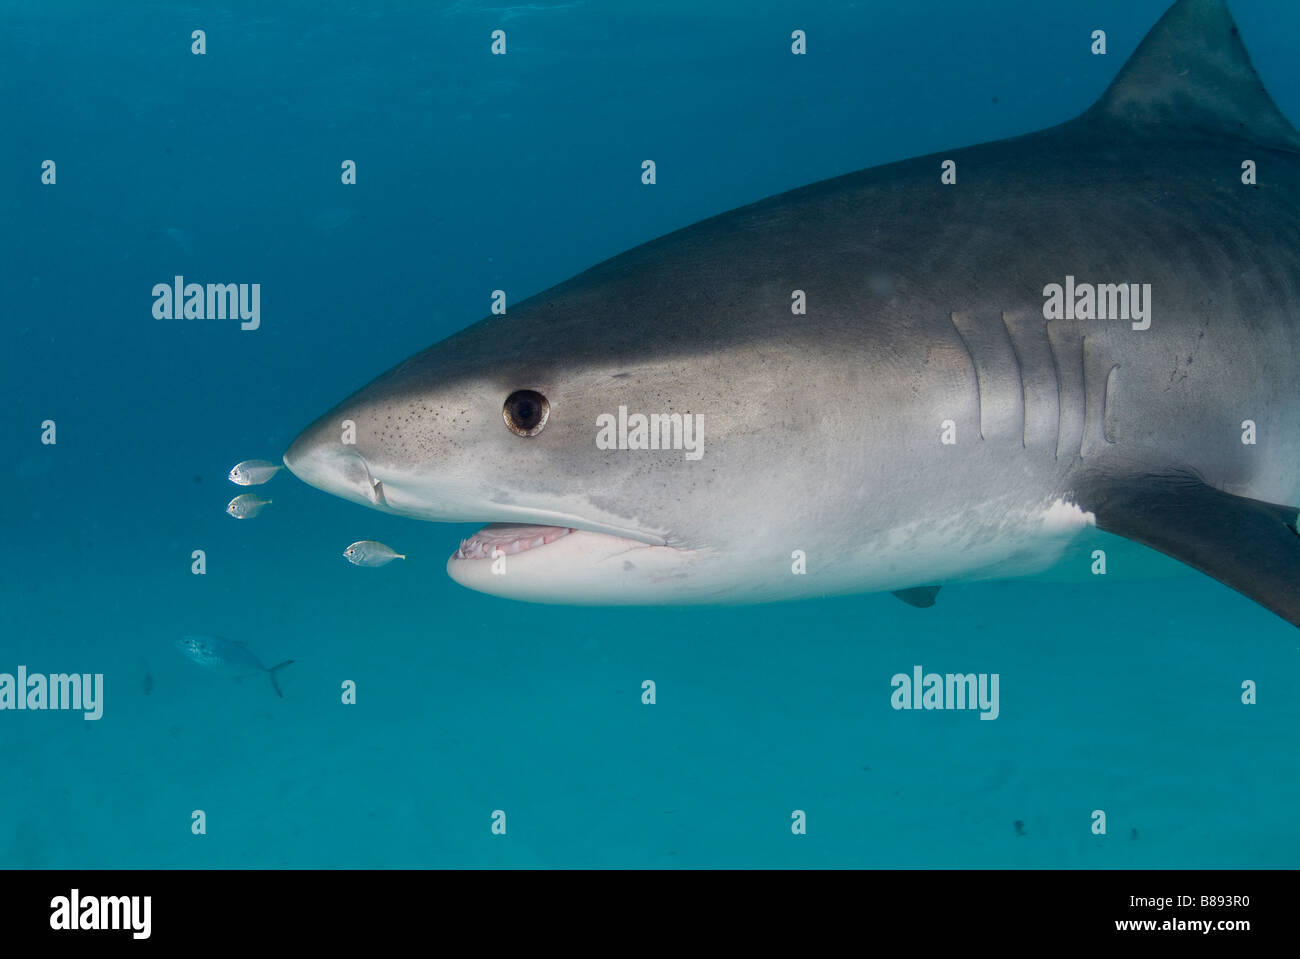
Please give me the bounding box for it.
[228,459,283,486]
[343,540,407,566]
[175,634,294,698]
[226,493,271,518]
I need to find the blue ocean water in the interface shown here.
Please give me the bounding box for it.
[2,0,1298,868]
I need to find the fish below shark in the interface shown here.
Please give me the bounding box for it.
[285,0,1300,629]
[175,635,294,698]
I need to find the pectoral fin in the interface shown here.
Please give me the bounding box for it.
[892,585,941,608]
[1078,472,1300,628]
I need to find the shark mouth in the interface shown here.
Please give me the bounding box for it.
[445,520,695,603]
[453,524,578,560]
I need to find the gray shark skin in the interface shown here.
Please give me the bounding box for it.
[285,0,1300,627]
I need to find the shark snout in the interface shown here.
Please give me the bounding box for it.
[284,427,389,508]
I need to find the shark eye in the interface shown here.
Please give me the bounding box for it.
[503,390,549,437]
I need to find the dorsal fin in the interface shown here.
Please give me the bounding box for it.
[1084,0,1300,149]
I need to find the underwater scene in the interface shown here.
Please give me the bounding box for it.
[3,0,1298,870]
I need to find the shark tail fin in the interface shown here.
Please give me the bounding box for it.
[267,660,294,698]
[1079,472,1300,629]
[1083,0,1300,150]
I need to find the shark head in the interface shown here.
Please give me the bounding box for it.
[283,249,863,603]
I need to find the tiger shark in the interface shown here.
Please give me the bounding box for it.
[284,0,1300,627]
